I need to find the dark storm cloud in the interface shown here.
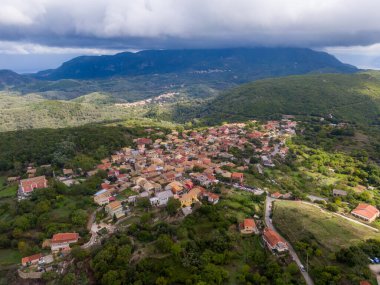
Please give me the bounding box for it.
[1,0,380,51]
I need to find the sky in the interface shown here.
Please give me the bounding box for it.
[1,0,380,73]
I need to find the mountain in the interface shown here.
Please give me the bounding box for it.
[0,70,33,88]
[183,72,380,126]
[34,47,357,80]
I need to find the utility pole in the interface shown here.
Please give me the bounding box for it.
[306,251,309,273]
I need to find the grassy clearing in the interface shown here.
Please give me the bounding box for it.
[273,200,380,252]
[0,177,17,199]
[220,188,264,221]
[116,189,136,201]
[0,249,21,266]
[273,200,380,283]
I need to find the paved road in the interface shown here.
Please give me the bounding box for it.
[265,196,314,285]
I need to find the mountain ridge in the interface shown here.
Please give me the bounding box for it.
[33,47,357,80]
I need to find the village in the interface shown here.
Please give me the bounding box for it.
[11,117,380,284]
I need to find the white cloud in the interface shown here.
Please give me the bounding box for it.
[325,44,380,69]
[0,40,127,55]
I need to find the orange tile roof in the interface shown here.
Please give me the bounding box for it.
[231,172,244,179]
[352,203,379,220]
[21,253,43,264]
[244,219,256,228]
[107,201,122,210]
[51,233,79,243]
[20,176,47,193]
[263,228,286,247]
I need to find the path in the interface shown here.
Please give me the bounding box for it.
[265,196,314,285]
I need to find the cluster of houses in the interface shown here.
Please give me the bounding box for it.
[19,232,79,277]
[91,120,296,218]
[239,218,289,253]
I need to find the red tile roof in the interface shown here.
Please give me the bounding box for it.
[231,172,244,179]
[360,281,371,285]
[20,176,48,193]
[263,228,286,248]
[51,233,79,244]
[244,219,256,228]
[352,203,379,220]
[271,192,283,199]
[21,253,43,265]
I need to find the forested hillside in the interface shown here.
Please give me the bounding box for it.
[195,72,380,126]
[35,47,356,80]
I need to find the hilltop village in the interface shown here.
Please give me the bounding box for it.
[9,117,380,284]
[14,119,296,277]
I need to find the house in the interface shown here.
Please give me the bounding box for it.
[50,233,79,252]
[201,191,220,204]
[333,189,347,197]
[19,176,48,198]
[240,219,258,234]
[184,180,194,190]
[63,168,74,177]
[155,190,174,206]
[182,206,193,216]
[165,181,184,195]
[351,203,380,222]
[271,192,283,199]
[21,253,43,267]
[105,201,125,219]
[180,187,202,207]
[263,228,288,253]
[360,281,371,285]
[231,172,244,184]
[93,189,112,205]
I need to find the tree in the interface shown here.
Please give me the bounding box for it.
[166,197,181,216]
[156,234,174,253]
[137,197,151,209]
[71,246,89,261]
[61,273,76,285]
[101,270,122,285]
[71,209,88,226]
[18,240,32,256]
[156,276,168,285]
[13,216,31,231]
[202,263,228,285]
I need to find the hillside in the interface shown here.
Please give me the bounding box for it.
[35,47,356,80]
[0,92,147,131]
[195,72,380,125]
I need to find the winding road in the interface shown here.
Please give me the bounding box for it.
[265,196,314,285]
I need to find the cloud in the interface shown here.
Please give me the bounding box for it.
[325,44,380,69]
[0,0,380,50]
[0,40,127,55]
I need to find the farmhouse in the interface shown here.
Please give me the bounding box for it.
[21,253,43,267]
[18,176,48,199]
[50,233,79,252]
[351,203,380,223]
[263,228,288,253]
[240,219,258,234]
